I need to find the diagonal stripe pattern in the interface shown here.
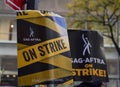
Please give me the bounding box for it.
[17,10,73,86]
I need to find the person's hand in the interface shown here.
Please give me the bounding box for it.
[101,82,105,87]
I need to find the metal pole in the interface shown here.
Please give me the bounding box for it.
[34,0,39,10]
[115,20,120,87]
[26,0,39,10]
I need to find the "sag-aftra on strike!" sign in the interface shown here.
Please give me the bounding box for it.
[68,30,109,82]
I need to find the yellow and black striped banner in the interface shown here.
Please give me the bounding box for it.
[17,10,73,86]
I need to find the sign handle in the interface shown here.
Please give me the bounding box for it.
[26,0,39,10]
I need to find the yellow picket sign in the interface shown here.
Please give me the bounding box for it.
[17,10,73,86]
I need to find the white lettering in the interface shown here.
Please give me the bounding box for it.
[72,57,105,64]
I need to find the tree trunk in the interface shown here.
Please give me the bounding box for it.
[111,36,120,55]
[109,25,120,56]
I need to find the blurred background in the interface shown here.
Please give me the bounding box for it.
[0,0,119,87]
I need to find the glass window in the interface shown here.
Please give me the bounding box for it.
[0,14,16,41]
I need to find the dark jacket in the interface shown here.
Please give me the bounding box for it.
[74,81,102,87]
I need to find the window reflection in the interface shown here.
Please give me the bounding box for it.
[0,15,16,41]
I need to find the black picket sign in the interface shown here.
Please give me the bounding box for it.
[68,30,109,82]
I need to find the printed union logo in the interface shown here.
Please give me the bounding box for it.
[29,27,34,38]
[23,26,41,42]
[82,34,92,56]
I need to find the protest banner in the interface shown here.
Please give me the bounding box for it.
[68,30,109,82]
[17,10,73,86]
